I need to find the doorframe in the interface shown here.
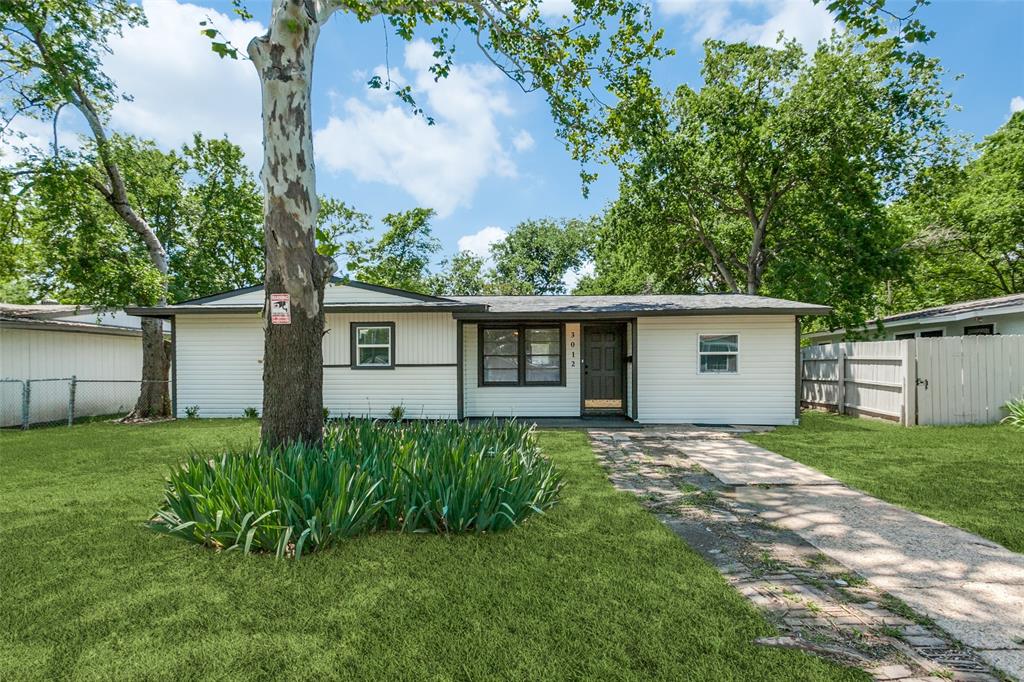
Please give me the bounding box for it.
[580,322,628,416]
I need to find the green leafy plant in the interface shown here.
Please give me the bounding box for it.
[388,405,405,422]
[184,405,199,419]
[323,407,330,423]
[153,419,563,558]
[242,407,259,419]
[1002,397,1024,430]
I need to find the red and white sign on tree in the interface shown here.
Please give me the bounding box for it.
[270,293,291,325]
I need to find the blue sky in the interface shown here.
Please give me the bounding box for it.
[11,0,1024,275]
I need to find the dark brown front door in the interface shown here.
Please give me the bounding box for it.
[583,325,624,413]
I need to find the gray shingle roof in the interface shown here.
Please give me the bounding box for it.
[880,293,1024,323]
[0,303,87,319]
[448,294,830,317]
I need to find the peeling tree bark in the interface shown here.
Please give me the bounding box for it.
[29,25,172,420]
[250,0,337,447]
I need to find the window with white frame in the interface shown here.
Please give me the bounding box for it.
[351,323,394,368]
[698,334,738,373]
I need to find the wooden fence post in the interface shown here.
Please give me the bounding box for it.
[836,345,846,415]
[901,339,917,426]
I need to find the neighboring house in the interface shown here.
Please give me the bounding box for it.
[805,293,1024,344]
[127,280,829,425]
[0,303,145,426]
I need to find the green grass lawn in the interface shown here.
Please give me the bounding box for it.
[0,420,863,681]
[746,411,1024,553]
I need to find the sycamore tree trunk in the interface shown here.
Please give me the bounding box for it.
[134,321,171,416]
[249,0,336,447]
[112,199,171,420]
[73,86,171,420]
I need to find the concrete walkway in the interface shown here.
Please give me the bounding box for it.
[669,435,1024,681]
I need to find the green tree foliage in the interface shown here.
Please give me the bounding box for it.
[352,208,441,293]
[490,218,593,294]
[169,135,264,301]
[590,35,952,328]
[887,112,1024,308]
[427,251,490,296]
[4,134,263,306]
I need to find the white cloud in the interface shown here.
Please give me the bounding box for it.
[539,0,577,17]
[562,259,595,292]
[315,40,519,217]
[104,0,264,162]
[457,226,508,259]
[660,0,838,50]
[1011,96,1024,114]
[512,129,535,152]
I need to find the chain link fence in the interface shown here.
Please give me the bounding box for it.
[1,378,170,429]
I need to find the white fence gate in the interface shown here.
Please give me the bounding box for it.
[802,336,1024,425]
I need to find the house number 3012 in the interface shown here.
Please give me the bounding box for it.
[569,330,576,367]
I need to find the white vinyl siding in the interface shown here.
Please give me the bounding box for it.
[174,312,457,419]
[463,322,582,417]
[637,315,797,425]
[324,367,456,418]
[0,327,143,427]
[323,313,455,365]
[175,314,264,417]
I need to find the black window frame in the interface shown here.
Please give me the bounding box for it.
[478,323,565,387]
[964,323,994,336]
[350,321,396,370]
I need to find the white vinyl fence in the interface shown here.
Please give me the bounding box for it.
[802,336,1024,425]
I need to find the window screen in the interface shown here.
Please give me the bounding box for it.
[698,334,738,373]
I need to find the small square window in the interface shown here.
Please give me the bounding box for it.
[698,334,738,374]
[351,323,394,369]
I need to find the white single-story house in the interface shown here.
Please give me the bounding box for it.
[806,293,1024,344]
[0,303,146,426]
[127,279,829,425]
